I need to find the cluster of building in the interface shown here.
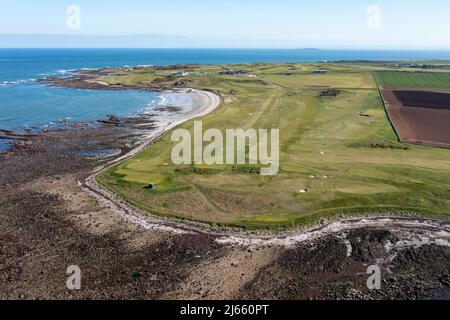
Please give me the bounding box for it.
[395,63,450,70]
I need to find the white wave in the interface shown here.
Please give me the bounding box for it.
[17,79,31,84]
[1,78,37,86]
[158,95,167,105]
[40,69,75,77]
[2,81,16,85]
[56,69,77,76]
[139,106,155,114]
[58,116,74,123]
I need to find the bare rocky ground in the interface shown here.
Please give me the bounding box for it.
[240,229,450,300]
[0,122,449,300]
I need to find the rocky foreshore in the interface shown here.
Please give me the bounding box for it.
[39,66,191,92]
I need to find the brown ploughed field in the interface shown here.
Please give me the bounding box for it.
[381,89,450,148]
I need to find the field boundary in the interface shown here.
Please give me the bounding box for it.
[374,72,450,149]
[373,73,403,143]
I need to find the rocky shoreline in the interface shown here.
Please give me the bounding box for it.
[38,66,191,92]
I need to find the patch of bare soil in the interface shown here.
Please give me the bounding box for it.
[163,247,277,300]
[381,88,450,148]
[393,90,450,109]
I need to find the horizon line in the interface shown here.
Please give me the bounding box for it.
[1,47,450,51]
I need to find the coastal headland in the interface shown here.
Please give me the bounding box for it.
[1,61,449,299]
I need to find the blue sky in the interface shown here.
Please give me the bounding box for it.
[1,0,449,48]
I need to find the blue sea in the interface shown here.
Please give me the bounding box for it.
[1,48,450,151]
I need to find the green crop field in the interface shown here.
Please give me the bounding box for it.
[96,62,450,229]
[374,71,450,89]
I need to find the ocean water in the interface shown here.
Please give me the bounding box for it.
[1,48,450,150]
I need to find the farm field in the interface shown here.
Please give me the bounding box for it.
[96,63,450,229]
[376,71,450,149]
[374,71,450,89]
[393,90,450,109]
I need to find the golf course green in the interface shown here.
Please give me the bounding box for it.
[96,62,450,229]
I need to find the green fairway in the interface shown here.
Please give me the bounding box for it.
[96,62,450,229]
[374,71,450,89]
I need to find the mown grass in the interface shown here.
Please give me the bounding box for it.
[374,71,450,89]
[96,62,450,229]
